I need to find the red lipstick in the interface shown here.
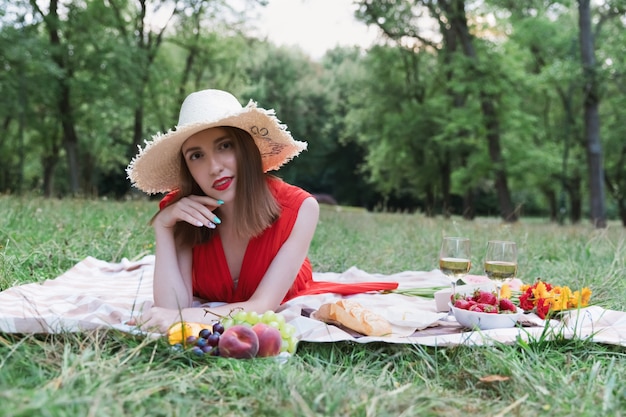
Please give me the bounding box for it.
[213,176,233,191]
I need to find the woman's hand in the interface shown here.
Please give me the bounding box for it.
[154,195,223,229]
[132,305,230,333]
[138,307,180,333]
[133,306,199,333]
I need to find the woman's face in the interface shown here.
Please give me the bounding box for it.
[181,127,237,202]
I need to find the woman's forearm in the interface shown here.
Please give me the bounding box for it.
[153,225,192,309]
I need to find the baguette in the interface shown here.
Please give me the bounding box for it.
[313,299,392,336]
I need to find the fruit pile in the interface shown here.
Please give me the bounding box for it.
[451,290,518,314]
[167,310,298,359]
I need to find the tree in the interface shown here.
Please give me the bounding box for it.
[578,0,606,227]
[596,1,626,226]
[28,0,81,194]
[356,0,519,221]
[492,0,587,223]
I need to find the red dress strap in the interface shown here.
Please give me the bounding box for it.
[159,190,179,209]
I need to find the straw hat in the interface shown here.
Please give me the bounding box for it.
[126,89,307,194]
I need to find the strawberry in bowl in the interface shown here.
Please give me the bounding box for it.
[449,289,522,330]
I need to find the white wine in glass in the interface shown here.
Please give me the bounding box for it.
[484,240,518,283]
[439,237,471,280]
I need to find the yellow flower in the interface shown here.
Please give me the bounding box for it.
[532,281,551,300]
[550,286,572,312]
[570,287,592,308]
[500,284,512,300]
[581,287,592,306]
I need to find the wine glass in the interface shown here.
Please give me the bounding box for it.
[438,237,471,295]
[483,240,518,298]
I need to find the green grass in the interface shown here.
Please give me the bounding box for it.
[1,195,625,416]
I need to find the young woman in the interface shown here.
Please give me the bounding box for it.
[127,89,397,332]
[127,89,318,332]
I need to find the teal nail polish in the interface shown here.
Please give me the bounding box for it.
[217,200,224,205]
[213,216,221,224]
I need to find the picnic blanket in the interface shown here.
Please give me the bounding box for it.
[1,255,626,347]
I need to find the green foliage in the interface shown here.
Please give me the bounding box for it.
[0,0,625,222]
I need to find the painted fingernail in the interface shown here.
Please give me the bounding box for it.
[206,222,216,229]
[217,200,224,205]
[213,216,221,224]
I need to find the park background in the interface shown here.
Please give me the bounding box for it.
[2,2,626,415]
[1,0,625,227]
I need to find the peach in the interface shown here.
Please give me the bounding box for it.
[252,323,282,357]
[218,324,259,359]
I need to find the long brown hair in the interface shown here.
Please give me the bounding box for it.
[154,127,280,246]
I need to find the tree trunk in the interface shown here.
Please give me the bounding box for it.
[463,189,475,220]
[132,106,144,152]
[446,0,518,222]
[607,181,626,227]
[440,18,468,220]
[440,158,451,218]
[619,201,626,227]
[59,81,80,195]
[1,116,14,192]
[605,166,626,228]
[39,0,80,195]
[578,0,607,228]
[175,6,204,118]
[481,96,518,222]
[425,186,435,217]
[42,154,59,198]
[568,174,583,224]
[544,188,558,222]
[129,0,172,158]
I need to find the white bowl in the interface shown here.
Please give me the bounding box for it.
[434,283,497,312]
[449,302,522,330]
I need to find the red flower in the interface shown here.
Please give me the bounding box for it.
[536,298,551,319]
[519,292,535,311]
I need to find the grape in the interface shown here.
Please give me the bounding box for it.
[221,318,234,329]
[191,346,204,356]
[207,332,220,347]
[233,310,248,323]
[281,324,295,338]
[212,322,225,335]
[186,335,197,345]
[196,338,208,348]
[247,311,260,324]
[272,312,287,326]
[198,328,211,339]
[286,336,298,354]
[260,310,278,324]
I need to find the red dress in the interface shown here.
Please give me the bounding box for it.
[159,178,397,304]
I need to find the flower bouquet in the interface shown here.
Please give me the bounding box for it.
[503,279,592,319]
